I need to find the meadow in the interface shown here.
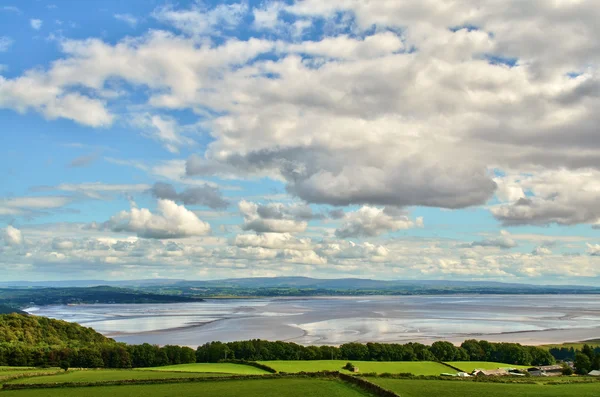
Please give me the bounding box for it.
[445,361,531,373]
[138,363,270,375]
[369,378,600,397]
[0,378,373,397]
[259,360,451,375]
[8,369,230,384]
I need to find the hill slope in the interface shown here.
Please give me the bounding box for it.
[0,313,113,346]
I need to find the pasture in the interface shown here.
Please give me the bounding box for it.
[0,378,374,397]
[138,363,270,375]
[369,378,600,397]
[8,369,230,384]
[259,360,452,375]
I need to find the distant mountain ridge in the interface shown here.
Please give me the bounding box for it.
[1,277,598,292]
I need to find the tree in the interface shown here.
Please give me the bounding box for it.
[431,341,458,361]
[59,360,69,372]
[575,351,592,375]
[561,363,574,376]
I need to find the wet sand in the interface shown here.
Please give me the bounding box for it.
[27,295,600,347]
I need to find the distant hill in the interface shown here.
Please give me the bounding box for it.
[0,285,204,308]
[0,313,113,346]
[1,278,599,297]
[0,304,25,314]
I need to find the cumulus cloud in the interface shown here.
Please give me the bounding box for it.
[587,243,600,256]
[239,200,309,233]
[150,182,229,209]
[153,3,247,36]
[233,233,312,250]
[104,199,211,239]
[492,169,600,226]
[3,225,23,246]
[335,206,423,238]
[532,246,552,256]
[469,231,517,250]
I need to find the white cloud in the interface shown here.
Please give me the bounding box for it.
[470,230,517,250]
[0,36,13,52]
[34,182,151,200]
[104,199,211,239]
[153,3,247,36]
[335,206,423,238]
[492,169,600,226]
[131,113,194,153]
[30,19,43,30]
[3,225,23,246]
[114,13,138,27]
[587,243,600,256]
[234,233,312,250]
[0,196,73,216]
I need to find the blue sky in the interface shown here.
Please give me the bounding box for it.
[1,0,600,284]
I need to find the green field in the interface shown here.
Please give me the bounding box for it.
[259,360,452,375]
[8,369,231,384]
[370,378,600,397]
[138,363,270,375]
[445,361,531,373]
[0,378,372,397]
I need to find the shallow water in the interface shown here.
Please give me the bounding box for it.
[27,295,600,346]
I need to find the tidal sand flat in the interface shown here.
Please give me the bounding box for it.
[28,295,600,346]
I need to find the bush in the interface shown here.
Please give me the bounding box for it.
[343,362,356,371]
[562,363,574,376]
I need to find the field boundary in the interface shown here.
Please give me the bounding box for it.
[439,362,465,372]
[338,373,400,397]
[219,359,278,373]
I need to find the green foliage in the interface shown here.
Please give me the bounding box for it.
[575,351,592,374]
[343,362,356,371]
[60,361,69,372]
[0,313,112,346]
[562,363,574,376]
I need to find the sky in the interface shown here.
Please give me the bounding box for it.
[1,0,600,284]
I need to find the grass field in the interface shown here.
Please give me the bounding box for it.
[8,369,231,384]
[370,378,600,397]
[445,361,531,373]
[259,360,452,375]
[0,378,373,397]
[138,363,270,375]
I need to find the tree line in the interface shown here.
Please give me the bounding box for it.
[195,339,555,366]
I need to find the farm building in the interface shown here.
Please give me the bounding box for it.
[527,365,563,377]
[471,368,509,376]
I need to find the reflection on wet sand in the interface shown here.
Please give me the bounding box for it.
[27,295,600,347]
